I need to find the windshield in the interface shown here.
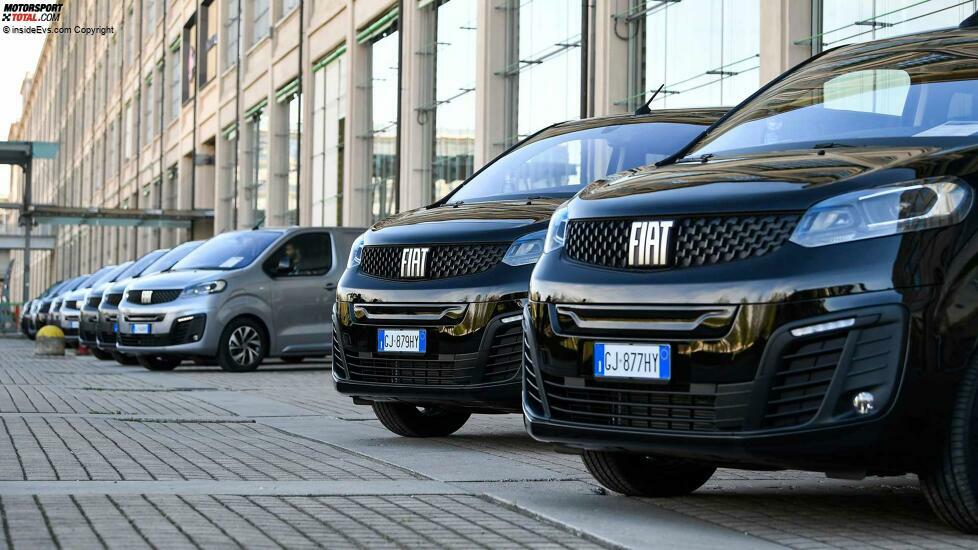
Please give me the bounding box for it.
[95,262,134,287]
[141,241,203,277]
[693,33,978,157]
[447,122,706,203]
[78,267,114,290]
[114,250,168,281]
[171,231,281,271]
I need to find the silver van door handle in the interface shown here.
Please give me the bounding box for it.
[323,282,337,291]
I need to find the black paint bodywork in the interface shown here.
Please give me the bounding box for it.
[333,110,726,413]
[525,29,978,475]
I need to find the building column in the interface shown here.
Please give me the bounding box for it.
[474,0,512,169]
[592,0,630,116]
[345,23,372,227]
[760,0,813,85]
[398,2,434,211]
[237,121,257,229]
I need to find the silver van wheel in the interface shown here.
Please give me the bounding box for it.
[228,325,262,366]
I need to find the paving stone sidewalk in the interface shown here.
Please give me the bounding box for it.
[1,339,977,549]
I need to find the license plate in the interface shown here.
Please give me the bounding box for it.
[594,342,671,381]
[131,323,152,335]
[66,320,79,329]
[377,329,426,353]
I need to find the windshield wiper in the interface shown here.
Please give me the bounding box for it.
[812,142,854,149]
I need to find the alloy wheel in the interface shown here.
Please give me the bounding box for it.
[228,325,262,367]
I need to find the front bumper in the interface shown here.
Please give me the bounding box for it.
[60,310,81,341]
[524,289,947,473]
[79,307,99,347]
[332,300,524,412]
[95,308,119,351]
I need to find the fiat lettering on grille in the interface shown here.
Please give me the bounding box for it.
[400,248,430,278]
[628,221,674,267]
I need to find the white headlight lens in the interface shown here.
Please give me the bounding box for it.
[790,178,973,248]
[348,233,366,268]
[502,231,546,266]
[544,206,570,253]
[184,280,227,295]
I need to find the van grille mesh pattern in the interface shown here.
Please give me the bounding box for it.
[126,289,182,305]
[359,244,508,280]
[564,214,800,269]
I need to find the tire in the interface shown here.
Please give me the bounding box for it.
[137,354,182,371]
[582,451,716,497]
[217,317,267,372]
[371,402,471,437]
[111,351,140,366]
[920,354,978,533]
[90,347,113,360]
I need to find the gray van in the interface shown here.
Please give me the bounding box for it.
[117,227,363,371]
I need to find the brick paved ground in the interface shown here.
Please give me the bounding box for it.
[0,338,976,549]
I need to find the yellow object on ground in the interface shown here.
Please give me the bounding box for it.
[37,325,64,339]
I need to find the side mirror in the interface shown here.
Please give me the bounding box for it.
[276,256,293,275]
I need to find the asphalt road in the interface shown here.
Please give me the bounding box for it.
[0,338,972,549]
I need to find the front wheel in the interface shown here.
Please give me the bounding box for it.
[920,354,978,533]
[371,403,470,437]
[218,318,267,372]
[137,354,182,371]
[582,451,716,497]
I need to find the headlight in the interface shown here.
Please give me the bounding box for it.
[502,230,546,266]
[183,280,227,296]
[790,178,973,248]
[348,232,366,268]
[544,205,570,253]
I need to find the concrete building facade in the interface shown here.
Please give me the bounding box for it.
[5,0,977,301]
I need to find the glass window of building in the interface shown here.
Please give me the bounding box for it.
[183,16,197,101]
[145,0,157,31]
[312,48,346,227]
[509,1,582,142]
[143,77,154,143]
[430,0,477,202]
[278,85,302,225]
[224,0,239,68]
[367,20,399,223]
[169,44,181,120]
[282,0,300,17]
[222,125,240,226]
[818,0,977,51]
[123,101,133,160]
[250,106,269,224]
[125,6,136,67]
[622,0,760,110]
[252,0,270,46]
[200,0,218,85]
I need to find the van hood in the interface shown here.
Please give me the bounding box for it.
[365,199,565,246]
[571,145,976,219]
[125,269,233,291]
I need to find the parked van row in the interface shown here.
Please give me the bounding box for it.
[22,227,363,372]
[18,18,978,533]
[329,21,978,532]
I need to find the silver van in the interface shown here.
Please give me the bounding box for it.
[117,227,363,371]
[98,240,204,365]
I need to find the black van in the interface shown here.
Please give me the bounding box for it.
[524,19,978,532]
[333,109,725,437]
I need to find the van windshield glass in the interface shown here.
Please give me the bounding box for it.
[692,35,978,157]
[141,241,203,277]
[115,251,166,281]
[171,232,281,271]
[447,122,705,203]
